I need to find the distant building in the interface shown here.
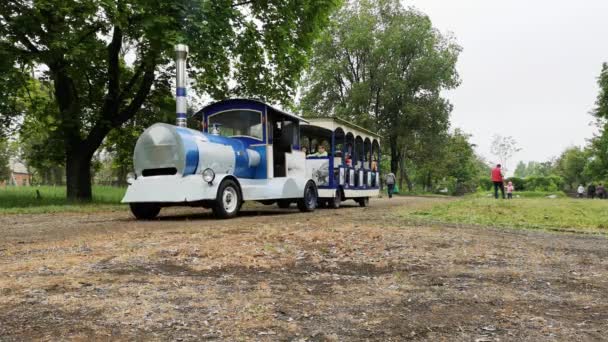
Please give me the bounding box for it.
[2,160,31,186]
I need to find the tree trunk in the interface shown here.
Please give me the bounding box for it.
[66,152,93,201]
[398,155,413,192]
[389,135,399,174]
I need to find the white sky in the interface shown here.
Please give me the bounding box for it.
[405,0,608,172]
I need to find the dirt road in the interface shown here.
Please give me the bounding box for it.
[0,197,606,341]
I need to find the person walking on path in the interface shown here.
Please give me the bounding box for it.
[385,172,396,199]
[577,184,585,198]
[506,181,514,199]
[491,164,505,199]
[588,183,596,199]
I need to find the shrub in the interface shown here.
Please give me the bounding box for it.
[524,175,564,191]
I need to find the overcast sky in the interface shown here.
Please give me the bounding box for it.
[405,0,608,172]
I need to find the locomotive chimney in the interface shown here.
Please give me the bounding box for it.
[175,44,189,127]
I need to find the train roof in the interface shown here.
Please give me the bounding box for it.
[303,117,381,142]
[198,98,308,124]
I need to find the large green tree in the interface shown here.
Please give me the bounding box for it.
[554,146,589,189]
[300,0,460,179]
[1,0,338,200]
[586,63,608,180]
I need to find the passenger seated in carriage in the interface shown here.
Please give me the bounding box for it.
[311,145,328,157]
[345,153,352,167]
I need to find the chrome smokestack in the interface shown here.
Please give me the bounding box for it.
[175,44,189,127]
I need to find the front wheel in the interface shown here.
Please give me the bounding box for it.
[212,179,242,219]
[130,203,161,220]
[297,181,318,212]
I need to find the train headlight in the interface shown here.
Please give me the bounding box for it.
[202,168,215,183]
[126,172,136,185]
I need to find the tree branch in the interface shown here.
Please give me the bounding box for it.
[114,62,156,126]
[118,60,145,103]
[107,25,123,100]
[232,0,254,7]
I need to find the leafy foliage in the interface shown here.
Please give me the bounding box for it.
[0,0,339,199]
[300,0,461,187]
[0,138,11,181]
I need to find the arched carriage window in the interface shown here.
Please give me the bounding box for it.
[334,128,345,163]
[371,139,380,170]
[345,132,355,166]
[364,138,372,169]
[355,136,364,168]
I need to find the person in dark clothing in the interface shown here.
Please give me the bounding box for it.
[588,183,596,199]
[491,164,505,199]
[385,172,396,198]
[597,184,605,199]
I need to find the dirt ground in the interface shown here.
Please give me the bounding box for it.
[0,197,607,341]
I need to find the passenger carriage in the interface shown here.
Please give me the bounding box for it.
[301,118,381,208]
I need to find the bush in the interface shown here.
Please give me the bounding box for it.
[478,178,493,191]
[525,176,564,192]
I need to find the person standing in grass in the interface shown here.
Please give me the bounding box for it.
[577,184,585,198]
[385,172,396,199]
[506,181,514,199]
[588,183,596,199]
[491,164,505,199]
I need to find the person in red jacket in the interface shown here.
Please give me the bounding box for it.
[491,164,505,199]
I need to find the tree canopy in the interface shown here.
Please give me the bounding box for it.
[299,0,461,189]
[0,0,338,199]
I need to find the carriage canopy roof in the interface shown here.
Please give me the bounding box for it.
[303,117,380,143]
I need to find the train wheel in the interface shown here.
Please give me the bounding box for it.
[212,179,242,219]
[297,181,317,212]
[328,190,341,209]
[277,200,291,209]
[357,197,369,207]
[130,203,161,220]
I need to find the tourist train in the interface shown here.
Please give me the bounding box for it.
[121,45,380,219]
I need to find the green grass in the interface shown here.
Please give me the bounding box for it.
[406,196,608,233]
[0,186,127,214]
[472,191,567,198]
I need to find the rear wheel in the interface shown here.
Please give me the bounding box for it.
[357,197,370,207]
[277,200,291,209]
[328,190,341,209]
[297,181,318,212]
[130,203,161,220]
[212,179,242,219]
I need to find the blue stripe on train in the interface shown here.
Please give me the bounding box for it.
[204,134,256,178]
[175,128,200,175]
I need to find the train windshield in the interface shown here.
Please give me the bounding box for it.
[208,110,263,140]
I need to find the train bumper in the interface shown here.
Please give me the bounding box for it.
[121,174,220,203]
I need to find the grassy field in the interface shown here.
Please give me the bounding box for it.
[0,185,126,214]
[407,195,608,233]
